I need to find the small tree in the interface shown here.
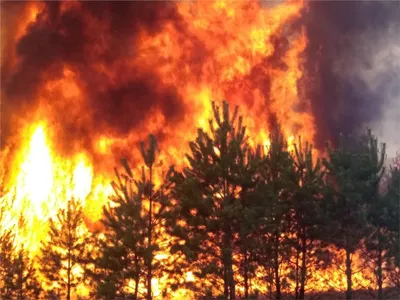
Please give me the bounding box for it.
[255,128,294,300]
[91,135,171,299]
[1,180,41,298]
[0,185,14,298]
[12,248,42,299]
[0,230,15,298]
[168,100,251,299]
[39,198,92,300]
[234,147,261,299]
[384,164,400,294]
[140,135,159,300]
[359,130,388,299]
[290,138,325,299]
[91,161,146,299]
[321,132,377,300]
[0,220,41,298]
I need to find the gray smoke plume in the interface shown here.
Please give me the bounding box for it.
[302,1,400,156]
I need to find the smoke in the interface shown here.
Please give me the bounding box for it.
[347,18,400,159]
[302,1,400,153]
[1,1,184,154]
[1,0,400,159]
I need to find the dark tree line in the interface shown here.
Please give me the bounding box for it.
[0,184,42,298]
[1,100,399,300]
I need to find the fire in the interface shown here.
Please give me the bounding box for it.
[17,125,53,219]
[71,157,93,202]
[17,2,42,38]
[0,0,383,297]
[3,124,110,253]
[1,1,42,66]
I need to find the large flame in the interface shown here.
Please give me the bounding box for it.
[2,123,111,254]
[0,0,382,297]
[17,125,53,219]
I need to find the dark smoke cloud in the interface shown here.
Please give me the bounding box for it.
[6,3,84,99]
[2,0,399,157]
[1,1,26,86]
[80,1,180,64]
[1,1,184,153]
[91,74,184,136]
[301,1,400,149]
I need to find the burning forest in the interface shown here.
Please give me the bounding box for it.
[1,0,399,299]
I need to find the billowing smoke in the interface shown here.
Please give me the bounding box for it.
[1,1,185,156]
[302,1,400,154]
[1,0,399,160]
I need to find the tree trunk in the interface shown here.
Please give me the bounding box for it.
[223,224,235,299]
[67,248,71,300]
[295,242,300,300]
[377,227,383,300]
[241,188,250,299]
[134,255,140,300]
[345,248,352,300]
[146,166,153,300]
[227,236,235,299]
[17,254,23,300]
[222,184,235,300]
[223,262,229,299]
[274,232,281,300]
[18,254,24,300]
[67,200,72,300]
[299,229,307,300]
[244,251,249,299]
[268,267,273,300]
[228,251,235,300]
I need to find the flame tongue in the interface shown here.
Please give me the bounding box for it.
[5,124,109,252]
[18,125,53,219]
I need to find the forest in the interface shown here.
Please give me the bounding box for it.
[1,101,399,300]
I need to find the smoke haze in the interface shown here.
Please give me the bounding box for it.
[1,0,399,158]
[302,1,400,154]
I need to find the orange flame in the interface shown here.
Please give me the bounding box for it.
[0,0,380,297]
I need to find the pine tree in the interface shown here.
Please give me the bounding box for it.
[91,135,172,299]
[359,130,388,299]
[12,248,42,299]
[384,164,400,294]
[139,134,172,299]
[0,222,41,298]
[1,182,42,299]
[289,138,325,299]
[38,198,92,300]
[0,186,14,298]
[0,229,18,299]
[168,100,251,299]
[255,127,294,300]
[321,133,374,300]
[234,146,262,298]
[140,134,158,300]
[90,162,145,299]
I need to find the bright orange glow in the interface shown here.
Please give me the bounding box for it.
[2,124,111,256]
[71,156,93,203]
[17,125,53,219]
[0,0,383,297]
